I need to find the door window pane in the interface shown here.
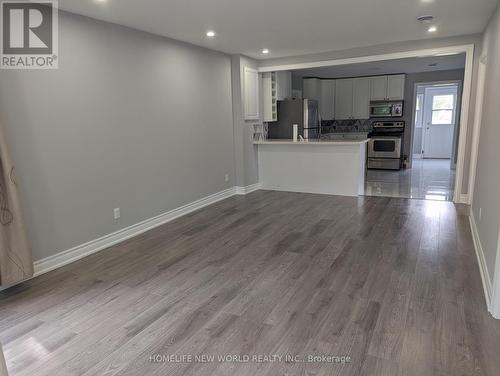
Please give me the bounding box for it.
[432,95,454,110]
[432,110,453,124]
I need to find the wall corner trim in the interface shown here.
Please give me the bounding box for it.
[32,184,261,279]
[469,212,494,316]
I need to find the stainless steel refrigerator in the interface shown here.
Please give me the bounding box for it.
[267,99,320,139]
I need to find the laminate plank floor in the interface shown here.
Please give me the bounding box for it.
[1,191,499,376]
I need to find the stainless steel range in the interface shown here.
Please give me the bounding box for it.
[367,121,405,170]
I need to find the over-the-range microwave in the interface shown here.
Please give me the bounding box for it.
[369,100,403,118]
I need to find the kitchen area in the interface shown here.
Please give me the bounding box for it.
[249,54,465,200]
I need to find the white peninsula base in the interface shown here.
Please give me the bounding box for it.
[254,139,369,197]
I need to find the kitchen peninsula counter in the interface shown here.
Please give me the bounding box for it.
[254,138,368,197]
[253,139,369,146]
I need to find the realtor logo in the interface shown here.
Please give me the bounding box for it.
[1,0,58,69]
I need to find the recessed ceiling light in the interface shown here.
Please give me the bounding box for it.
[417,15,434,23]
[262,49,269,54]
[428,26,437,32]
[206,30,216,38]
[94,0,107,3]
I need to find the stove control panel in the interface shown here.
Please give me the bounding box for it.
[373,121,405,128]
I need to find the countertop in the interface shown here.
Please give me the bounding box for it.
[253,138,369,146]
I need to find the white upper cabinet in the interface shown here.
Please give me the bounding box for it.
[275,71,292,100]
[387,74,405,100]
[370,76,388,101]
[244,66,259,120]
[262,72,277,122]
[370,74,405,101]
[352,78,371,119]
[262,71,293,122]
[335,79,354,120]
[320,80,335,120]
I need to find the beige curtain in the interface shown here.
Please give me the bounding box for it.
[0,125,33,286]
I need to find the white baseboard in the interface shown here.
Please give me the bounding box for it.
[469,212,493,314]
[235,183,261,195]
[32,184,261,279]
[491,233,500,319]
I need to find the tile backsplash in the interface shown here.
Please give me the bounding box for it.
[321,119,373,133]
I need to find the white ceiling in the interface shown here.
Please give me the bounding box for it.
[59,0,499,59]
[293,54,466,79]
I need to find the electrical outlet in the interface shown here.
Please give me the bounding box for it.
[224,173,229,182]
[479,208,482,221]
[114,208,121,220]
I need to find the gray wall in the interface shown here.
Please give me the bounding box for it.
[403,69,465,162]
[0,12,235,261]
[472,4,500,284]
[259,34,483,195]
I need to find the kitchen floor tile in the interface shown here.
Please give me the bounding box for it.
[364,159,455,201]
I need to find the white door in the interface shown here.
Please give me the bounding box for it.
[423,85,458,159]
[335,78,353,119]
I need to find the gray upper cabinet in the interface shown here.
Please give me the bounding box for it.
[335,79,354,120]
[352,78,371,119]
[275,71,292,100]
[320,80,335,120]
[370,76,388,101]
[304,78,335,120]
[387,74,405,100]
[370,74,405,101]
[303,78,321,102]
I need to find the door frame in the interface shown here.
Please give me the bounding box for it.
[258,44,476,204]
[412,92,425,159]
[410,81,462,165]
